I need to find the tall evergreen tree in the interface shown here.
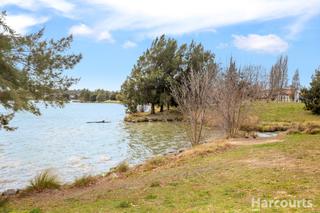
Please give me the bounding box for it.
[301,67,320,114]
[121,35,182,114]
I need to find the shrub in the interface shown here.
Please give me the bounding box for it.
[72,175,96,187]
[112,161,129,173]
[305,128,320,135]
[27,170,61,192]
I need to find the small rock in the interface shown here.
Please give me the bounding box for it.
[1,189,19,196]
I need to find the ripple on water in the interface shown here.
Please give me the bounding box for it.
[68,156,90,165]
[99,155,111,162]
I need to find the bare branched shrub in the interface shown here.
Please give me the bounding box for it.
[215,59,262,137]
[171,66,217,145]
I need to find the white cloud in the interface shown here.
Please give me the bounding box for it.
[97,31,113,41]
[233,34,289,54]
[82,0,320,37]
[2,0,320,40]
[0,0,36,11]
[5,14,48,34]
[286,9,319,39]
[39,0,74,14]
[0,0,74,13]
[69,24,93,36]
[122,40,137,48]
[69,23,114,42]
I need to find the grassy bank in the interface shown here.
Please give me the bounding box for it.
[2,102,320,212]
[252,102,317,123]
[3,133,319,212]
[242,102,320,133]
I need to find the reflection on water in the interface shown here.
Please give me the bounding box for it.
[0,103,222,191]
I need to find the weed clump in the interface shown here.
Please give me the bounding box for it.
[27,170,61,192]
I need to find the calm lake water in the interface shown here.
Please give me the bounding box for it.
[0,103,222,191]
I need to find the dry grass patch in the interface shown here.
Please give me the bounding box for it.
[111,161,130,173]
[241,155,297,169]
[177,140,231,158]
[72,175,97,188]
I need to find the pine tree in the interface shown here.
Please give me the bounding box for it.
[0,12,82,130]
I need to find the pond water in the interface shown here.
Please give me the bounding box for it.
[0,103,222,191]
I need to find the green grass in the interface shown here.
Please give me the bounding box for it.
[6,133,320,212]
[241,102,320,132]
[252,101,318,123]
[26,170,61,192]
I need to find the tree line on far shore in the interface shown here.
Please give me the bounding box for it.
[65,89,121,103]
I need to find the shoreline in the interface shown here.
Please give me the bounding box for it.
[1,132,282,197]
[4,131,320,212]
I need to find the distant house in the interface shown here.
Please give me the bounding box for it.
[275,88,292,102]
[261,88,300,102]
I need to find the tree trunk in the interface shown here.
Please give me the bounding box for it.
[167,104,170,111]
[151,103,155,114]
[160,105,164,112]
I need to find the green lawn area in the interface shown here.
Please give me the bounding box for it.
[243,102,320,133]
[252,102,318,123]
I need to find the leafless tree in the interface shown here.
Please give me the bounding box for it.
[171,66,218,145]
[268,55,288,100]
[214,59,262,137]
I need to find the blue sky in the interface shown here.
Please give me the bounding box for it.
[1,0,320,91]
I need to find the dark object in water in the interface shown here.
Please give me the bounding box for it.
[86,120,110,124]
